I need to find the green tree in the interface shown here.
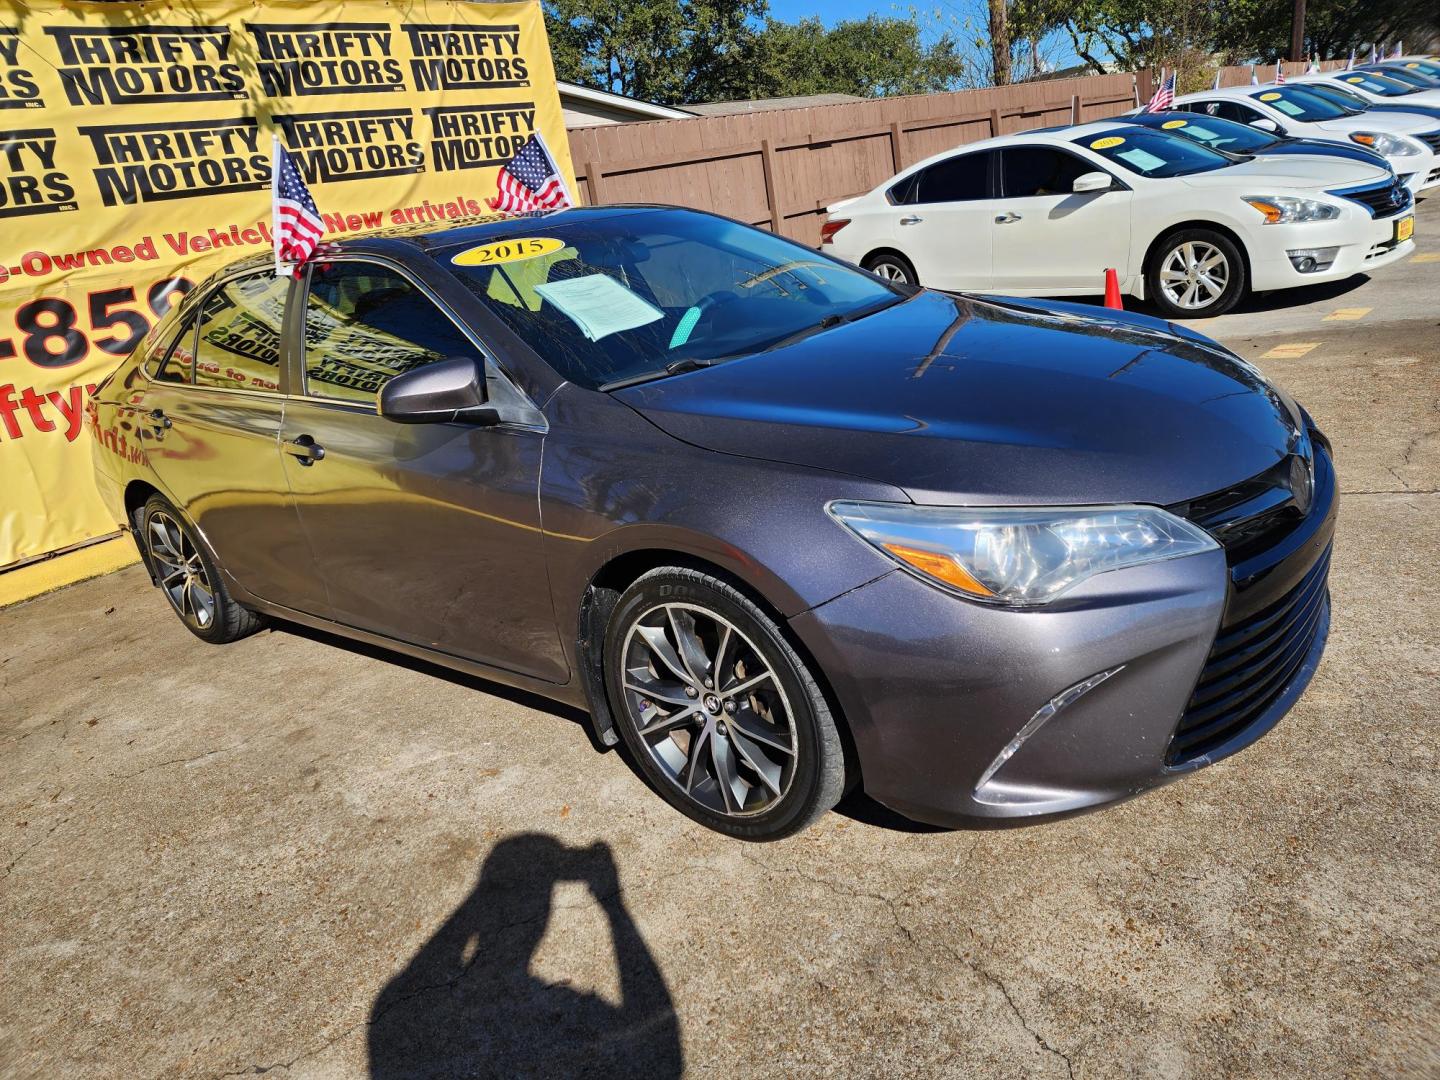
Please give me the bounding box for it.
[1212,0,1439,61]
[543,0,765,104]
[744,16,966,98]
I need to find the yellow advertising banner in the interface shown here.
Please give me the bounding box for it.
[0,0,575,569]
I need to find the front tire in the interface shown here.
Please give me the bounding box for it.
[138,495,264,644]
[863,250,918,286]
[1146,228,1246,318]
[603,568,846,841]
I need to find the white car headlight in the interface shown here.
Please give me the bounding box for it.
[1349,132,1423,156]
[1242,195,1343,223]
[828,502,1219,606]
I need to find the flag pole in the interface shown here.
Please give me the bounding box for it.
[532,129,576,210]
[271,135,292,278]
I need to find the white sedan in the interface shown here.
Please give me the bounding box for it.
[1170,85,1440,193]
[1291,69,1440,109]
[823,120,1414,318]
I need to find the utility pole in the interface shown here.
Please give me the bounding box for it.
[1291,0,1307,61]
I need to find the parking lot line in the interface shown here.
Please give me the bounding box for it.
[1412,253,1440,264]
[1323,307,1371,321]
[1261,342,1321,359]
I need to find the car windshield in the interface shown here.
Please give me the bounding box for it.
[1072,128,1233,177]
[1249,86,1354,120]
[1365,66,1436,89]
[440,209,902,390]
[1150,114,1278,153]
[1302,82,1370,111]
[1341,71,1422,96]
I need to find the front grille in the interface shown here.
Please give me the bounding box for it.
[1330,178,1412,217]
[1166,454,1309,565]
[1418,130,1440,152]
[1168,546,1331,765]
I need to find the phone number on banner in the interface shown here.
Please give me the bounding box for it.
[0,278,195,368]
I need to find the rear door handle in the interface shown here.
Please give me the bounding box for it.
[283,434,325,465]
[995,211,1023,224]
[899,215,923,225]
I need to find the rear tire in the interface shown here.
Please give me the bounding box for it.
[137,495,264,644]
[863,250,918,286]
[603,567,846,841]
[1146,228,1245,319]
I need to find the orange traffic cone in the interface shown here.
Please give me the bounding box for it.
[1103,268,1123,310]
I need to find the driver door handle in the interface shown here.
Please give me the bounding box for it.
[995,211,1023,224]
[899,215,923,225]
[283,434,325,465]
[146,407,171,429]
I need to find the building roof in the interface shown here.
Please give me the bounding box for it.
[683,94,865,116]
[557,81,693,123]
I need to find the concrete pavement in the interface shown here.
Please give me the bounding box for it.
[3,196,1437,1079]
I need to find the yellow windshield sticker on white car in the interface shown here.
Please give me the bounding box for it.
[1161,119,1188,129]
[1346,76,1364,83]
[1259,91,1282,100]
[452,237,566,267]
[1090,136,1125,150]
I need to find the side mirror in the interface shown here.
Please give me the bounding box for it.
[1073,171,1113,193]
[1250,118,1280,133]
[378,356,499,425]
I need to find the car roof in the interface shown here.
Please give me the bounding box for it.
[1173,86,1282,102]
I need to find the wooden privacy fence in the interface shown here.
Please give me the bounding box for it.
[565,60,1352,245]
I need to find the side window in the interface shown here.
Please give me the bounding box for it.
[146,315,195,384]
[192,273,289,393]
[887,172,920,205]
[1001,147,1095,197]
[303,262,476,405]
[913,151,992,203]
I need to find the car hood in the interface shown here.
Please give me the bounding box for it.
[1266,138,1392,168]
[613,291,1305,507]
[1313,111,1432,135]
[1180,154,1390,190]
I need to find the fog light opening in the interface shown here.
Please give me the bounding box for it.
[1287,247,1338,273]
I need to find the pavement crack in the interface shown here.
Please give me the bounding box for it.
[1340,487,1439,496]
[2,815,71,881]
[112,744,243,780]
[739,851,1076,1078]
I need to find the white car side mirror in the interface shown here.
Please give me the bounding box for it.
[1072,172,1113,193]
[1250,118,1280,132]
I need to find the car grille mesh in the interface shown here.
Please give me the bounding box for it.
[1331,178,1412,217]
[1167,546,1331,765]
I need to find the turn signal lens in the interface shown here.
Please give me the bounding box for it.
[1351,132,1378,146]
[881,543,996,598]
[1245,198,1284,223]
[819,218,850,244]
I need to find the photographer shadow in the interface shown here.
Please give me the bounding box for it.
[368,834,682,1079]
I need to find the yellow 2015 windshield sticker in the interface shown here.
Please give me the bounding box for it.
[1345,76,1364,83]
[1161,119,1188,129]
[1090,136,1125,150]
[1259,92,1282,100]
[452,236,565,267]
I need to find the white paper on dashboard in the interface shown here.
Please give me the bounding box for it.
[533,274,664,341]
[1116,147,1168,172]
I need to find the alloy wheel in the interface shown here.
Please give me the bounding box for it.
[620,603,797,817]
[872,261,909,283]
[145,510,216,631]
[1159,241,1229,311]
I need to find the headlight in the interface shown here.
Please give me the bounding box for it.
[829,502,1219,606]
[1349,132,1423,156]
[1243,195,1343,223]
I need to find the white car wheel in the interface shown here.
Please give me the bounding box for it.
[1147,229,1246,318]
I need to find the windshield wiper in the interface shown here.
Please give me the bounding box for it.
[759,294,908,353]
[598,355,717,392]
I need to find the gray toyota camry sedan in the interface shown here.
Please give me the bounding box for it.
[89,206,1335,840]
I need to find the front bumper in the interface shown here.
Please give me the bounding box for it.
[790,450,1337,829]
[1248,211,1416,291]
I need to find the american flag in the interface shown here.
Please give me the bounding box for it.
[487,133,572,214]
[271,138,324,275]
[1275,60,1286,84]
[1143,69,1175,112]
